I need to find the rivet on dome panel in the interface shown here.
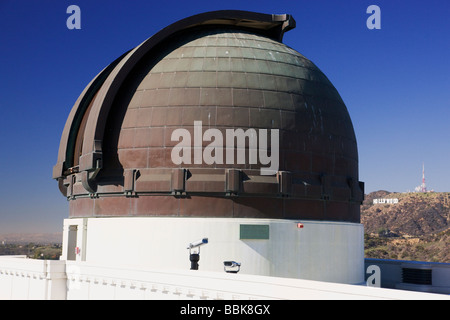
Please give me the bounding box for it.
[53,10,364,222]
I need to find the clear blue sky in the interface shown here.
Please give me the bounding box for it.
[0,0,449,233]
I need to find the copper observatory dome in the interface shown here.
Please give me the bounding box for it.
[53,10,364,222]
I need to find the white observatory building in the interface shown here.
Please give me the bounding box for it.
[52,10,365,284]
[1,11,449,301]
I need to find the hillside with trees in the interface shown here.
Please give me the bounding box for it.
[362,191,450,262]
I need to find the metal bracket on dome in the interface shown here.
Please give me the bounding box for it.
[171,168,190,196]
[57,177,68,197]
[277,171,292,197]
[81,160,102,194]
[124,169,138,197]
[78,139,103,193]
[62,175,76,200]
[81,170,96,194]
[271,14,296,41]
[320,173,331,201]
[226,169,241,196]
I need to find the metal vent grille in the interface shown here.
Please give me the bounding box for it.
[402,268,432,285]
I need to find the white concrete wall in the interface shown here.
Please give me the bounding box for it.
[62,217,365,285]
[64,261,450,300]
[0,256,66,300]
[2,256,450,300]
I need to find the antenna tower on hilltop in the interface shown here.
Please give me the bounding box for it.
[418,162,427,192]
[414,163,428,193]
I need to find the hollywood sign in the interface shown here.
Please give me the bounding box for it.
[373,198,399,204]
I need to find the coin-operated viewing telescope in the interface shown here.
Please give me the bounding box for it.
[187,238,208,270]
